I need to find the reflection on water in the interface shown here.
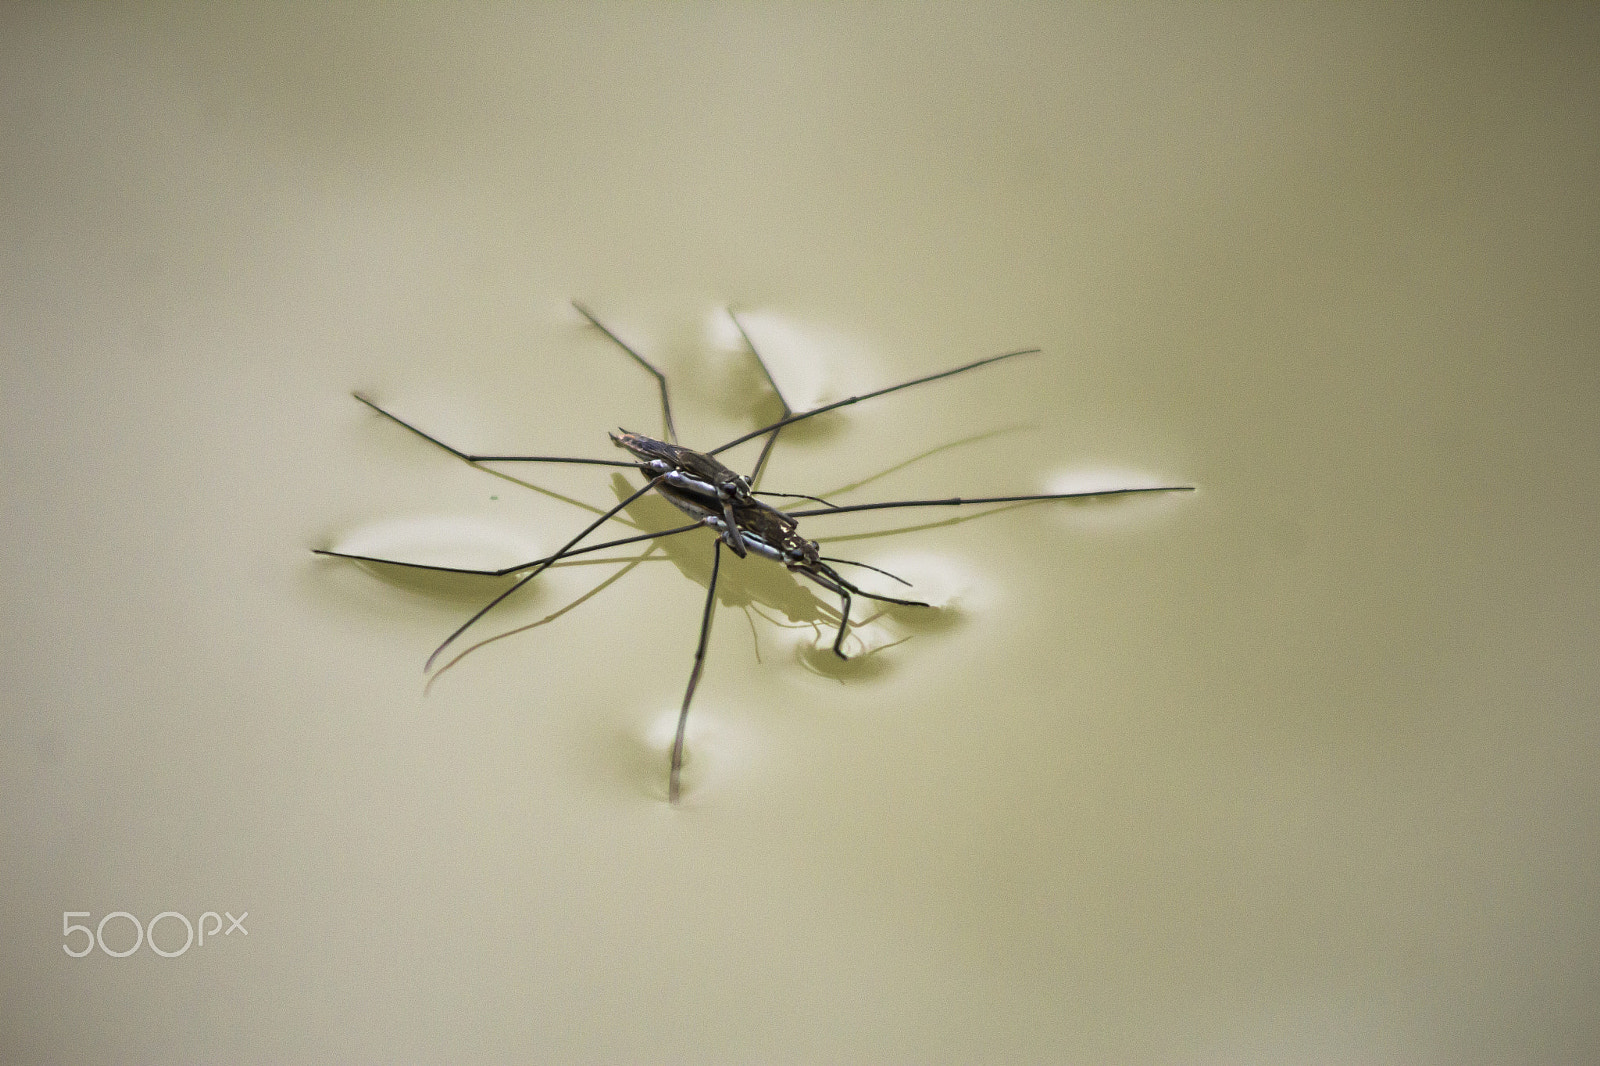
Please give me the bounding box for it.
[626,702,768,805]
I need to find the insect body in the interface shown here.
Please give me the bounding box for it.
[317,302,1194,802]
[608,429,763,558]
[611,427,923,651]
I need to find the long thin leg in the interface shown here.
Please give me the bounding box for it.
[572,301,678,444]
[709,347,1041,457]
[727,309,791,487]
[671,538,722,803]
[352,394,637,467]
[425,548,660,687]
[311,520,705,576]
[783,485,1195,519]
[423,474,668,671]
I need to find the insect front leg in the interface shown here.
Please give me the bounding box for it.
[797,562,933,660]
[715,482,750,558]
[794,567,855,659]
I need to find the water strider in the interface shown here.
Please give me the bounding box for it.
[316,302,1194,801]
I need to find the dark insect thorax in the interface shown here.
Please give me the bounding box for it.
[609,428,819,567]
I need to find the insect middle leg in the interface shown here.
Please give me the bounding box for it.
[312,521,705,576]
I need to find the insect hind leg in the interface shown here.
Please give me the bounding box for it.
[573,301,678,444]
[726,309,794,489]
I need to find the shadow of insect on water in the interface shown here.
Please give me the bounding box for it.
[605,474,915,680]
[314,302,1195,802]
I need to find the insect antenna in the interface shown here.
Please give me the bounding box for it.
[816,555,913,587]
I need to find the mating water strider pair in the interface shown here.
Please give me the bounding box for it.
[316,302,1193,801]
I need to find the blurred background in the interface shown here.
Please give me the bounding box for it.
[3,4,1596,1063]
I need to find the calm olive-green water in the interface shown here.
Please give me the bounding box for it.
[4,6,1597,1063]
